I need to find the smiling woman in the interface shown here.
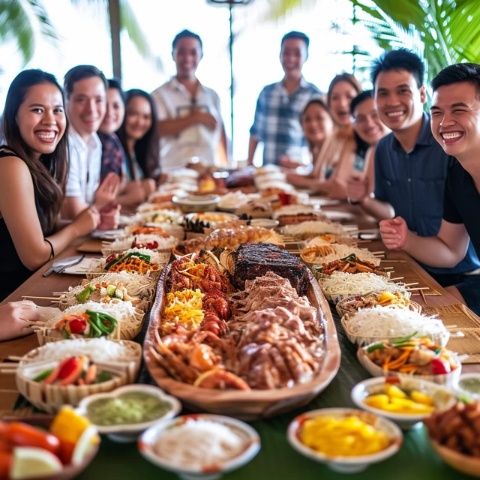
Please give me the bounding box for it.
[0,69,100,300]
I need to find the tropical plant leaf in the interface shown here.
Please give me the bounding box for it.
[0,0,57,65]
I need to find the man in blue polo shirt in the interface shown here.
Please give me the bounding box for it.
[380,62,480,314]
[348,49,480,305]
[247,31,320,166]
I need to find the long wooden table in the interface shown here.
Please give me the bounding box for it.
[1,212,479,479]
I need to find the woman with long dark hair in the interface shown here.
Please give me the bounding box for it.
[0,69,99,299]
[117,89,158,200]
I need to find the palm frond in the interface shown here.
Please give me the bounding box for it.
[0,0,57,64]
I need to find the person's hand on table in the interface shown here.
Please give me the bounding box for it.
[379,216,409,250]
[98,203,120,230]
[347,174,369,204]
[279,155,302,169]
[94,172,120,210]
[73,205,100,236]
[0,300,37,341]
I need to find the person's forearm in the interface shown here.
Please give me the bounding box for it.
[158,115,196,136]
[359,196,394,220]
[62,197,87,220]
[247,136,258,165]
[402,232,465,268]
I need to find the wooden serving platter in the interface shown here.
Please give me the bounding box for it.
[143,265,341,419]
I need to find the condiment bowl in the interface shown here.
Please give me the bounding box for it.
[287,408,402,473]
[351,376,456,429]
[172,194,220,213]
[76,384,181,442]
[138,413,260,480]
[357,346,461,387]
[429,440,480,478]
[455,372,480,400]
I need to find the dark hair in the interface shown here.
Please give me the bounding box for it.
[117,89,159,178]
[327,73,362,107]
[350,89,373,115]
[281,31,310,49]
[300,97,333,152]
[431,63,480,96]
[172,29,203,51]
[2,69,68,233]
[64,65,107,99]
[371,48,424,88]
[107,78,125,103]
[301,97,331,120]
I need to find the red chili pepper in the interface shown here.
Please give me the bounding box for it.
[431,358,450,375]
[68,318,87,335]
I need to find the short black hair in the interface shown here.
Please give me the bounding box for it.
[64,65,107,99]
[431,63,480,97]
[371,48,424,88]
[107,78,125,103]
[350,89,373,115]
[281,31,310,49]
[172,29,202,51]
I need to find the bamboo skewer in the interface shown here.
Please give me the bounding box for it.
[420,288,427,304]
[22,295,60,301]
[389,277,404,281]
[380,259,407,263]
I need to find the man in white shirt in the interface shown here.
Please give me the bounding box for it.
[62,65,119,220]
[151,30,227,173]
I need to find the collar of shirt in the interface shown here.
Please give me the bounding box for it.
[69,127,101,152]
[169,76,205,96]
[389,112,434,153]
[276,77,311,96]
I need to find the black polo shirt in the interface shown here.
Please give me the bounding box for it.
[443,158,480,257]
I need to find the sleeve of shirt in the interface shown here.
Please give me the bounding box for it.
[211,90,223,126]
[65,142,83,199]
[373,146,387,201]
[442,176,463,224]
[249,88,266,140]
[151,87,169,120]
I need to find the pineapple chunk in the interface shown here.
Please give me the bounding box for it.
[410,390,434,406]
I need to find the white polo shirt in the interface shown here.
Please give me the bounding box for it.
[66,128,102,205]
[151,77,223,172]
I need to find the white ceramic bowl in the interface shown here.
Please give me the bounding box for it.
[249,218,279,229]
[455,372,480,400]
[351,376,456,429]
[172,194,220,213]
[357,346,462,387]
[287,408,402,474]
[76,384,181,442]
[138,414,260,480]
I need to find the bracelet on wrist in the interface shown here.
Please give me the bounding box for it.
[44,238,55,260]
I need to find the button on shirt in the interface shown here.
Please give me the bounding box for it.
[250,78,320,166]
[66,129,102,205]
[374,113,480,274]
[152,78,223,173]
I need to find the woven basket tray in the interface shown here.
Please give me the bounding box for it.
[143,266,341,420]
[16,340,142,413]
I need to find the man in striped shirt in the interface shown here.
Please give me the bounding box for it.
[247,31,321,166]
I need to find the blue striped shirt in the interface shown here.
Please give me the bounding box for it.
[250,78,320,165]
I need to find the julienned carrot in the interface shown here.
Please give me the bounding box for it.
[398,364,418,373]
[384,348,413,370]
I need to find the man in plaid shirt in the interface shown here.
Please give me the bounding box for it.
[247,31,321,166]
